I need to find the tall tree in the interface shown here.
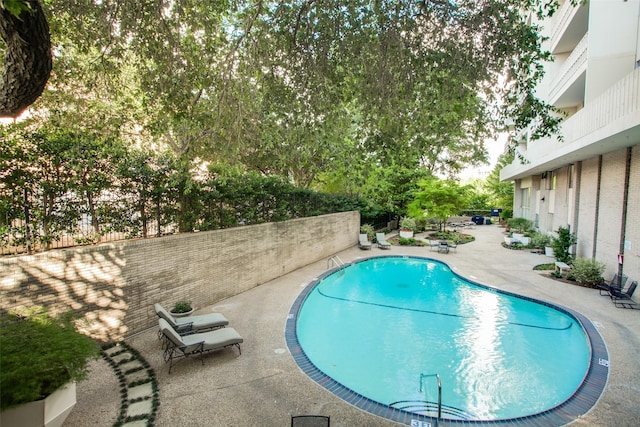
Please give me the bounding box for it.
[0,0,52,117]
[408,178,470,231]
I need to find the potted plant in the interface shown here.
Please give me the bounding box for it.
[0,307,100,427]
[170,300,194,317]
[399,217,417,238]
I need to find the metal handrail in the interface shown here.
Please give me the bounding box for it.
[419,373,442,420]
[327,255,344,269]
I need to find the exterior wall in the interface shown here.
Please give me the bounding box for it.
[0,211,360,341]
[576,158,600,259]
[585,0,640,102]
[595,150,627,273]
[625,146,640,283]
[512,146,640,285]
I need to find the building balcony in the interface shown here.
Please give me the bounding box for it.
[548,32,588,107]
[548,1,589,54]
[501,67,640,181]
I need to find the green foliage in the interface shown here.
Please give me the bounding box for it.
[485,154,515,209]
[171,301,192,314]
[552,226,577,263]
[500,208,513,221]
[530,232,551,249]
[398,237,417,246]
[1,0,32,17]
[569,258,606,285]
[408,178,470,231]
[430,231,474,245]
[399,217,417,232]
[506,217,533,233]
[533,263,555,271]
[0,308,100,410]
[360,224,375,241]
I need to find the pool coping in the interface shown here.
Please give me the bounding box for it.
[285,255,610,427]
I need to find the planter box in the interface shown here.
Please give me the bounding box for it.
[399,230,414,238]
[1,382,76,427]
[511,234,531,245]
[545,246,555,257]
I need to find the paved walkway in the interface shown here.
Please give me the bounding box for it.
[65,224,640,426]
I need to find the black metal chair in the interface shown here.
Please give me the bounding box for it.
[597,273,628,295]
[291,415,330,427]
[610,281,638,308]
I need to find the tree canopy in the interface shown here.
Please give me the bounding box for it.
[1,0,561,246]
[2,1,562,163]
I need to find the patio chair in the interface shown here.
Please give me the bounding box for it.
[154,303,229,336]
[438,241,449,253]
[609,281,638,309]
[597,273,628,296]
[291,415,330,426]
[428,240,440,251]
[376,233,391,249]
[158,318,243,373]
[358,233,372,250]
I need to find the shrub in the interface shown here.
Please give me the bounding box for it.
[398,237,417,246]
[506,217,533,233]
[414,217,429,232]
[0,308,100,410]
[399,217,417,232]
[360,223,375,241]
[551,226,577,264]
[530,232,551,249]
[570,258,606,285]
[500,208,513,221]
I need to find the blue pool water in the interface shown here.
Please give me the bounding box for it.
[294,257,592,421]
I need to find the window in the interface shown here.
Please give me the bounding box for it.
[521,188,531,218]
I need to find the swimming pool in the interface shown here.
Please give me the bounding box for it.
[286,256,609,426]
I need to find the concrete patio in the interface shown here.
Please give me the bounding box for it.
[65,223,640,426]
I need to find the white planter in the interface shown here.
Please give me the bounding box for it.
[1,382,76,427]
[171,308,194,318]
[545,246,555,257]
[399,230,414,238]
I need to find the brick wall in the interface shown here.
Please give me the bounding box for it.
[596,150,627,272]
[0,211,360,341]
[621,146,640,282]
[576,157,599,259]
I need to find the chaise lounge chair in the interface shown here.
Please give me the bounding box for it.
[376,233,391,249]
[358,233,372,250]
[154,303,229,335]
[158,318,243,373]
[609,281,638,309]
[597,273,628,296]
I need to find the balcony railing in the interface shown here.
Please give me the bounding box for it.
[549,0,579,52]
[548,32,588,104]
[563,67,640,143]
[501,68,640,181]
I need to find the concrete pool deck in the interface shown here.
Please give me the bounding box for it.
[65,224,640,426]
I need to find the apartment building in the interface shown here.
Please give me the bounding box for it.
[500,0,640,282]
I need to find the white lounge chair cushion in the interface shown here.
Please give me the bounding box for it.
[155,303,229,331]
